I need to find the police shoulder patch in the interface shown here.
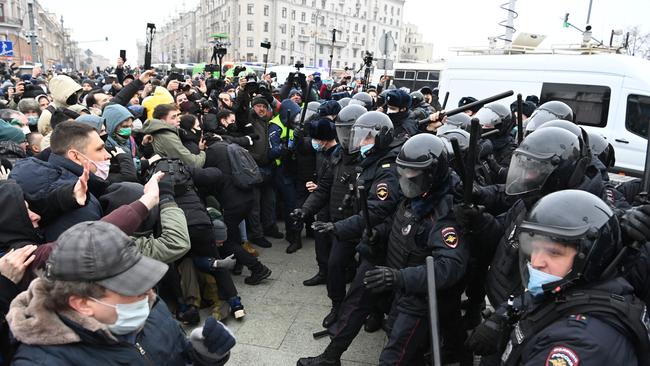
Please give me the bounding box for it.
[545,346,580,366]
[376,183,389,201]
[441,227,458,248]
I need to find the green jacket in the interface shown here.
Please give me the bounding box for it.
[142,119,206,168]
[133,202,190,263]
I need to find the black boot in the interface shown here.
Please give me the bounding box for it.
[303,272,327,286]
[250,236,273,248]
[264,226,284,239]
[286,231,303,253]
[245,263,272,285]
[297,343,343,366]
[363,312,383,333]
[322,303,340,328]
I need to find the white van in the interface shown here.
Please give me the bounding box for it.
[438,53,650,176]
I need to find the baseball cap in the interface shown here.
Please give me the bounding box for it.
[46,221,168,296]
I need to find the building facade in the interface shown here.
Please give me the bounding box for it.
[151,0,406,72]
[399,22,434,63]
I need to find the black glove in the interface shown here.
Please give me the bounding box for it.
[158,172,175,204]
[248,133,260,141]
[290,208,307,223]
[453,204,484,231]
[465,312,510,356]
[621,205,650,243]
[312,221,335,234]
[363,266,403,293]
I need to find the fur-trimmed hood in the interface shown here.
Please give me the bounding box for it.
[6,278,154,346]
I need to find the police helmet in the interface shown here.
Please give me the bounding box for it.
[505,127,590,196]
[395,133,449,198]
[338,97,351,108]
[385,89,412,109]
[588,132,616,168]
[524,101,574,136]
[518,189,621,296]
[437,113,472,135]
[409,91,424,108]
[352,92,375,111]
[304,101,322,123]
[335,104,367,151]
[438,128,470,156]
[349,111,393,154]
[473,103,513,137]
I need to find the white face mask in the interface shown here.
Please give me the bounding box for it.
[91,297,150,335]
[21,126,30,134]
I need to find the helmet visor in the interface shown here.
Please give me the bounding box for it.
[505,151,558,195]
[336,125,352,150]
[397,166,430,198]
[349,126,378,154]
[474,107,501,129]
[518,231,579,291]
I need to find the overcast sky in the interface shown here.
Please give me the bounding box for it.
[39,0,650,65]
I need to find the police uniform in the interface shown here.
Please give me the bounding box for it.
[378,182,470,365]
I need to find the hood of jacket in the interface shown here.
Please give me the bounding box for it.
[103,104,133,136]
[0,180,40,249]
[75,115,104,133]
[142,118,177,135]
[7,278,116,346]
[49,75,82,107]
[142,87,174,120]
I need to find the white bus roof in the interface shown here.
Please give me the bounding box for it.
[393,62,446,71]
[445,54,650,83]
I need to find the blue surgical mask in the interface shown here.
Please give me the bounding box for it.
[91,296,151,335]
[27,116,38,126]
[526,262,563,297]
[311,139,323,152]
[360,143,374,158]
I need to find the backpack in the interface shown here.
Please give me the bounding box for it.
[226,143,262,189]
[147,157,195,196]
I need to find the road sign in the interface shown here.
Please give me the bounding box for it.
[378,32,396,56]
[376,59,394,70]
[0,41,14,57]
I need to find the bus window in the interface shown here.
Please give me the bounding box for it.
[416,71,428,81]
[540,83,611,127]
[625,94,650,139]
[395,70,405,79]
[428,72,439,81]
[404,71,415,79]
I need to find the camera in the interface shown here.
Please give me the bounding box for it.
[294,61,304,70]
[363,51,374,67]
[260,41,271,49]
[204,64,219,73]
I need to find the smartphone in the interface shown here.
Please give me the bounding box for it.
[120,50,126,62]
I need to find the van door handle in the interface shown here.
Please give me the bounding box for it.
[615,138,630,144]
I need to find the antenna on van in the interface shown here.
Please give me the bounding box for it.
[497,0,518,47]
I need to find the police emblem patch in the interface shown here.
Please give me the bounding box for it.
[441,227,458,248]
[545,346,579,366]
[376,183,389,201]
[401,224,411,236]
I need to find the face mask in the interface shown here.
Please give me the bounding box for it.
[21,126,30,134]
[311,139,323,152]
[27,116,38,126]
[91,297,150,335]
[388,110,408,125]
[117,127,132,138]
[526,262,563,297]
[360,143,374,159]
[77,151,110,180]
[226,123,237,132]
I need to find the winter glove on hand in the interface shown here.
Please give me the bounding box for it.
[311,221,335,234]
[363,266,402,293]
[189,316,236,360]
[211,254,236,271]
[157,172,175,204]
[621,205,650,243]
[453,204,484,231]
[290,208,306,223]
[465,312,510,356]
[355,228,381,261]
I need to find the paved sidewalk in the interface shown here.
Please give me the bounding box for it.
[194,232,387,365]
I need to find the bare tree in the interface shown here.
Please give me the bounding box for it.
[624,26,650,60]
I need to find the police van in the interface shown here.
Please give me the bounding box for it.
[438,52,650,176]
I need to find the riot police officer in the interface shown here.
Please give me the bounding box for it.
[409,90,435,122]
[351,92,375,111]
[310,111,404,330]
[473,102,517,177]
[467,190,650,366]
[291,105,365,284]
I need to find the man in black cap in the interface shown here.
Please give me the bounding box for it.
[6,221,236,365]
